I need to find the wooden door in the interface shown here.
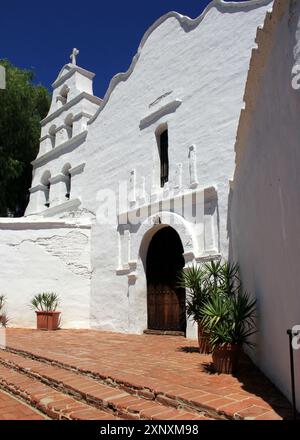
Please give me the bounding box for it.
[146,227,186,332]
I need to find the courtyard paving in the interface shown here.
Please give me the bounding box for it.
[0,388,47,420]
[0,329,294,420]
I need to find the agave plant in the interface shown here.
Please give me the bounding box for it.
[30,292,60,312]
[200,290,257,348]
[202,260,240,296]
[177,265,211,322]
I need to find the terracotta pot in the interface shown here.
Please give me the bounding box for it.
[212,344,240,374]
[197,322,211,354]
[36,311,60,331]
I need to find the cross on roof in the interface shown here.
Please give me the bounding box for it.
[70,48,79,65]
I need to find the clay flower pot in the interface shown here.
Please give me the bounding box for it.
[198,322,211,354]
[36,311,60,331]
[212,344,240,374]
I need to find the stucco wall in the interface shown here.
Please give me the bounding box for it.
[230,0,300,409]
[0,219,92,328]
[84,1,272,333]
[20,0,273,335]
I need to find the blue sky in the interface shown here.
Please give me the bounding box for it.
[1,0,248,97]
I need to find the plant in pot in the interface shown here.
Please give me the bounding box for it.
[30,292,61,331]
[178,265,212,353]
[200,289,257,374]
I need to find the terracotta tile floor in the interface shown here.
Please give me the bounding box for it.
[0,388,47,420]
[3,329,294,420]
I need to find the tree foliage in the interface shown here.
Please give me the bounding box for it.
[0,59,50,216]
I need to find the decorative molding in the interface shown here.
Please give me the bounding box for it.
[49,173,68,184]
[41,93,102,127]
[72,111,93,122]
[88,0,273,126]
[128,261,137,271]
[116,267,130,276]
[116,261,137,277]
[129,169,137,207]
[29,184,47,194]
[40,113,93,142]
[195,253,222,263]
[139,99,182,130]
[42,198,81,217]
[32,130,88,167]
[183,251,195,264]
[52,63,95,89]
[117,185,218,222]
[40,134,52,142]
[127,272,137,282]
[69,162,86,176]
[188,145,198,189]
[204,186,218,203]
[0,218,92,230]
[184,252,222,265]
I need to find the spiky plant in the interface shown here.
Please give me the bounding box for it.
[30,292,60,312]
[200,291,257,348]
[177,265,211,322]
[202,261,240,296]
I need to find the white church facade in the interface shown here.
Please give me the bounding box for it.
[0,0,300,408]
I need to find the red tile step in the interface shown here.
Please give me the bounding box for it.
[0,363,119,420]
[0,350,213,420]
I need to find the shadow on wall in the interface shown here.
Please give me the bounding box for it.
[225,0,300,413]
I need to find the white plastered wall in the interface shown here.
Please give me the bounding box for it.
[230,0,300,410]
[0,219,92,328]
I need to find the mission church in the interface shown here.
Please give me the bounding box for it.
[1,0,300,408]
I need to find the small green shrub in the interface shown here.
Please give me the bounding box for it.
[30,292,60,312]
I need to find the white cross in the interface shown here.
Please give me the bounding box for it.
[70,48,79,65]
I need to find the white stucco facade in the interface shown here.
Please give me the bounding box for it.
[230,0,300,410]
[1,0,299,412]
[0,217,92,328]
[0,0,274,334]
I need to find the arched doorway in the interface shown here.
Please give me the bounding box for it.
[146,226,186,333]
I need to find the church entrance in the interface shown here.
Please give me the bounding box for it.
[146,226,186,334]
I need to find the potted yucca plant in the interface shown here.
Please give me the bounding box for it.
[201,290,257,374]
[30,292,61,331]
[178,265,212,353]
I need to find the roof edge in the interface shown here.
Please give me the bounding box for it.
[88,0,273,125]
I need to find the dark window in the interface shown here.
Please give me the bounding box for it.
[159,129,169,188]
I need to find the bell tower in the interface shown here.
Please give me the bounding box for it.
[25,49,102,216]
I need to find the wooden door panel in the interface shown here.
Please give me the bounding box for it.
[147,284,185,331]
[146,226,186,333]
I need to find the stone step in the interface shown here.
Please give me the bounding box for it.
[0,362,119,420]
[3,345,226,418]
[0,350,213,420]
